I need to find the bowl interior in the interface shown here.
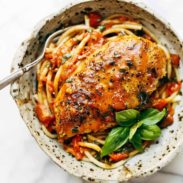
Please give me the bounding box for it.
[10,0,183,182]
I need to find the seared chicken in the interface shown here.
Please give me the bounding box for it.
[54,35,167,140]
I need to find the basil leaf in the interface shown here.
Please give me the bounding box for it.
[130,131,143,152]
[129,120,143,140]
[101,127,129,157]
[140,108,159,120]
[140,125,161,140]
[142,108,167,126]
[129,108,166,140]
[115,109,139,127]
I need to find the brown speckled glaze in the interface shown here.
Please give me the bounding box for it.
[10,0,183,182]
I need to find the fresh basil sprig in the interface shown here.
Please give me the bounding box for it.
[129,108,166,140]
[115,109,139,126]
[129,121,143,140]
[140,125,161,140]
[101,127,129,157]
[130,131,143,152]
[139,108,159,120]
[101,108,167,157]
[141,108,166,126]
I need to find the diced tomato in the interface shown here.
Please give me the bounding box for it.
[153,99,168,110]
[166,81,181,96]
[72,135,82,147]
[47,120,56,133]
[170,54,180,67]
[161,113,173,128]
[105,23,113,29]
[35,103,55,127]
[44,53,53,59]
[71,135,84,160]
[109,152,129,162]
[119,16,128,22]
[88,12,101,28]
[160,107,174,128]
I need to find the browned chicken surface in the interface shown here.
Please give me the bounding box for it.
[54,35,167,140]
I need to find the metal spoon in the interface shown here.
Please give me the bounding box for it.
[0,27,68,90]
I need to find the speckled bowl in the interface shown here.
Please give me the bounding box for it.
[10,0,183,182]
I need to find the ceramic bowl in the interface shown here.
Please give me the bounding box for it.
[10,0,183,182]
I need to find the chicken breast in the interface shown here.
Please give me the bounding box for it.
[54,35,167,140]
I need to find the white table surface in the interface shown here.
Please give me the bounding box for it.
[0,0,183,182]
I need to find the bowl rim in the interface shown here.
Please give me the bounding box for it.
[10,0,183,182]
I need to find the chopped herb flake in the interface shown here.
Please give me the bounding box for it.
[62,53,72,64]
[72,127,79,133]
[119,68,126,73]
[66,78,73,83]
[98,25,105,32]
[126,60,133,67]
[62,57,67,64]
[138,91,149,105]
[65,53,71,58]
[114,52,121,58]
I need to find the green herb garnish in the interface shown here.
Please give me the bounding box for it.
[98,25,105,32]
[66,78,73,83]
[115,109,139,127]
[130,131,143,152]
[101,108,167,157]
[113,52,121,58]
[71,127,79,133]
[140,125,161,140]
[62,53,72,64]
[101,127,129,157]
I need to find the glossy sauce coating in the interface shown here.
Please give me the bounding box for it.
[54,35,167,140]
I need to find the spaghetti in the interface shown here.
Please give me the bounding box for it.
[34,12,182,169]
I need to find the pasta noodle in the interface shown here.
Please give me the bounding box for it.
[35,13,182,169]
